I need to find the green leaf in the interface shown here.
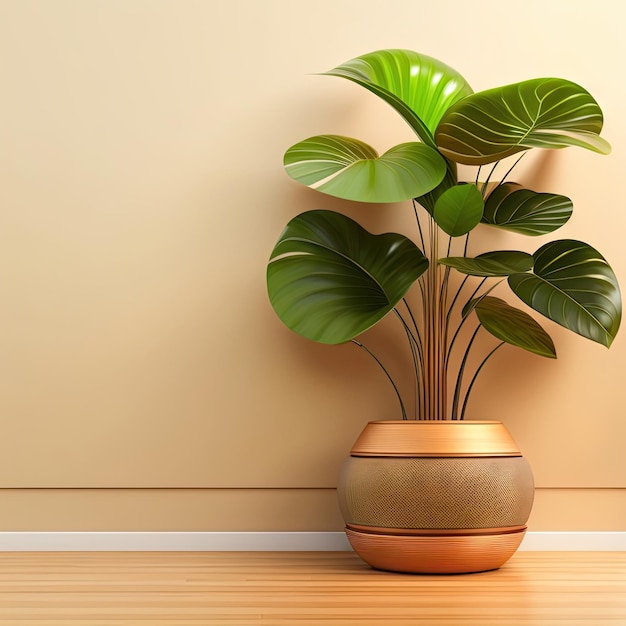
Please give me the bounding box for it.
[483,183,573,236]
[416,161,459,215]
[267,210,429,344]
[440,251,534,277]
[324,49,473,145]
[283,135,446,203]
[474,296,556,358]
[508,240,622,348]
[435,78,611,165]
[433,183,484,236]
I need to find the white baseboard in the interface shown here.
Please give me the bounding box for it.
[0,532,351,552]
[519,531,626,551]
[0,531,624,551]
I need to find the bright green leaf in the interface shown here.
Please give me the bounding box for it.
[474,296,556,358]
[283,135,446,203]
[436,78,611,165]
[439,251,534,277]
[483,183,573,236]
[324,49,473,145]
[267,210,428,344]
[508,240,622,348]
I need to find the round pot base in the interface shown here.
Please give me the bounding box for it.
[345,525,527,574]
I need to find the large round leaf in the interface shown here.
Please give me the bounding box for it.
[483,183,573,236]
[433,183,484,236]
[435,78,611,165]
[267,210,429,344]
[474,296,556,358]
[440,251,534,277]
[324,49,473,145]
[283,135,446,203]
[508,240,621,348]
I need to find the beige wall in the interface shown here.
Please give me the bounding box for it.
[0,0,624,530]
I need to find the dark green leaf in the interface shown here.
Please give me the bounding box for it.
[439,251,534,277]
[483,183,573,235]
[284,135,446,203]
[508,240,622,347]
[436,78,610,165]
[433,184,484,236]
[474,296,556,358]
[267,210,428,344]
[416,161,458,215]
[324,49,473,145]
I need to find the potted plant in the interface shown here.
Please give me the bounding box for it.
[266,49,621,573]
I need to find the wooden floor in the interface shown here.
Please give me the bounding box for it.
[0,552,624,625]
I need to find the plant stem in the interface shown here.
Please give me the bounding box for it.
[481,161,500,196]
[412,199,426,252]
[423,216,446,420]
[351,339,407,420]
[394,308,422,419]
[463,232,470,257]
[459,342,505,420]
[403,296,420,335]
[401,299,424,367]
[499,152,526,186]
[446,275,470,324]
[446,277,488,366]
[450,324,481,420]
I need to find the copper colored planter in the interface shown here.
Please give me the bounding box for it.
[337,421,534,574]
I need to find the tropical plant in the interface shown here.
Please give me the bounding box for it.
[266,49,621,421]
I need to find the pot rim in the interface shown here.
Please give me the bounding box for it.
[367,420,502,425]
[351,420,521,457]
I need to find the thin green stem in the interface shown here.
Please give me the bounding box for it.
[412,199,426,253]
[441,234,453,309]
[463,232,470,257]
[480,160,500,196]
[439,239,453,381]
[499,152,526,186]
[446,277,488,365]
[440,265,451,311]
[417,277,426,303]
[451,324,481,420]
[459,342,505,421]
[446,275,470,323]
[463,277,489,311]
[444,233,472,326]
[394,309,422,419]
[351,340,407,420]
[402,298,424,365]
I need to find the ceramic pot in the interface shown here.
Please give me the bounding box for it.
[337,420,534,574]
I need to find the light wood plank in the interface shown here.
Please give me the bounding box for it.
[0,552,623,624]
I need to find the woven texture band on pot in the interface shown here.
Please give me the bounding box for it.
[337,421,535,574]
